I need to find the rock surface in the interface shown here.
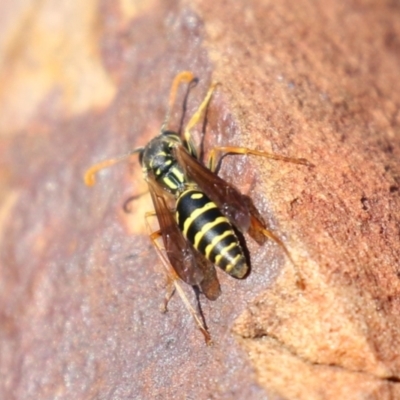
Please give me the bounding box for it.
[1,1,400,399]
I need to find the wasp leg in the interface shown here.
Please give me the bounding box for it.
[250,214,305,289]
[206,145,313,173]
[147,228,175,311]
[144,210,157,219]
[84,147,144,186]
[160,274,176,314]
[161,71,196,132]
[123,191,150,213]
[205,146,310,289]
[183,81,220,157]
[146,227,176,313]
[145,212,212,345]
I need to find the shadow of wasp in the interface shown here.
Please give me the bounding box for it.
[84,71,313,344]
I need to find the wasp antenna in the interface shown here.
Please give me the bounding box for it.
[84,158,120,186]
[189,77,200,87]
[183,81,220,147]
[123,192,150,213]
[84,148,144,187]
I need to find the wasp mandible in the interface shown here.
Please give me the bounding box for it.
[84,72,312,344]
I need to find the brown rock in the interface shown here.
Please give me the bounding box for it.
[1,0,400,399]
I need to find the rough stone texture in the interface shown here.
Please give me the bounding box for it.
[1,0,400,399]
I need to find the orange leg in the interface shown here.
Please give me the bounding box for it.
[250,215,305,289]
[144,212,212,345]
[207,145,314,173]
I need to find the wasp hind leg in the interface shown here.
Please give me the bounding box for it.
[248,212,305,289]
[145,212,212,345]
[205,146,311,289]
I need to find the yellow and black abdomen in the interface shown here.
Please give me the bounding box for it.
[175,189,248,279]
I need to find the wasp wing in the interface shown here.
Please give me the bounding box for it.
[173,144,268,245]
[190,247,221,301]
[147,177,202,286]
[147,175,221,299]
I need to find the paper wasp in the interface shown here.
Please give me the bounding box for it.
[84,71,312,344]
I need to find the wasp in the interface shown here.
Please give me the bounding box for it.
[84,71,312,344]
